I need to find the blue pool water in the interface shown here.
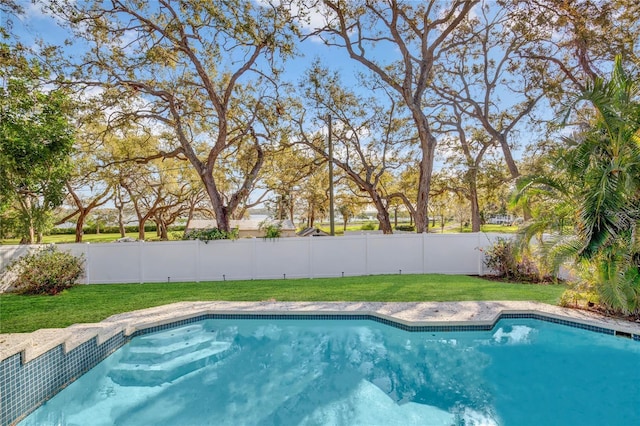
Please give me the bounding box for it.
[20,319,640,426]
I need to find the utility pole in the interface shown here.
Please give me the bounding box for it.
[328,115,335,236]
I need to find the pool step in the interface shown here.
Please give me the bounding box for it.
[122,333,218,363]
[136,324,207,345]
[109,325,234,386]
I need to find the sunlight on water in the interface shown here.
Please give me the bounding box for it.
[20,319,640,426]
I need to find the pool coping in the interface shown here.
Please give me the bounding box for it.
[2,300,640,364]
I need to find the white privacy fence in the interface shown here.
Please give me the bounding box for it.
[1,233,509,285]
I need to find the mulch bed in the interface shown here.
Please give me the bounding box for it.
[476,274,562,285]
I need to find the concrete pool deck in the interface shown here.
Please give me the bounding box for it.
[2,301,640,364]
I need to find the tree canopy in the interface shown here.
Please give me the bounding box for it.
[0,43,75,242]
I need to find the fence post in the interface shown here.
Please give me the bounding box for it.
[196,240,201,283]
[139,241,144,284]
[252,238,257,280]
[84,243,91,284]
[477,232,484,276]
[308,236,313,278]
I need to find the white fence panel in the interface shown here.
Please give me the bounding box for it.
[311,236,367,277]
[367,234,424,275]
[0,245,31,271]
[0,233,527,287]
[198,239,254,281]
[142,241,198,283]
[254,238,310,279]
[79,242,141,284]
[423,233,483,275]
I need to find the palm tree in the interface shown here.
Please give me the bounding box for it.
[514,55,640,314]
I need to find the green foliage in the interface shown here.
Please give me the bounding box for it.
[182,227,238,243]
[482,238,548,282]
[360,222,377,230]
[513,56,640,314]
[0,43,75,242]
[7,246,84,295]
[395,225,415,232]
[260,220,282,240]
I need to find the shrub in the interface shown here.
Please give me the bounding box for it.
[482,237,549,282]
[182,227,238,243]
[260,220,282,240]
[360,222,377,230]
[482,238,518,279]
[7,246,84,295]
[395,225,415,232]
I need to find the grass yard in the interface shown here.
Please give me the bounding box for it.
[0,232,167,245]
[0,274,566,333]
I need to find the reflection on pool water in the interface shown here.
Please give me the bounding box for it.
[21,318,640,426]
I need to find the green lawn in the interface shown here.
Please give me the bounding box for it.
[1,232,168,245]
[0,274,566,333]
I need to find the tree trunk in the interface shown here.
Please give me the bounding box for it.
[372,194,392,234]
[202,173,230,232]
[413,122,437,233]
[309,208,315,228]
[118,208,126,237]
[28,225,35,244]
[115,190,126,238]
[138,219,146,240]
[75,210,88,243]
[415,133,436,234]
[27,199,35,244]
[159,221,168,240]
[469,187,481,232]
[468,167,482,232]
[185,208,194,231]
[289,202,295,224]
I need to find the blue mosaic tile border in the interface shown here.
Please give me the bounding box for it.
[499,313,615,336]
[1,332,125,426]
[131,312,627,336]
[2,312,638,426]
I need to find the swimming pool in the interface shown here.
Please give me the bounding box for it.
[19,317,640,426]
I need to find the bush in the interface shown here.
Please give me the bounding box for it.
[7,246,84,295]
[360,222,377,230]
[183,227,238,243]
[481,237,549,282]
[260,221,282,240]
[482,238,518,279]
[395,225,415,232]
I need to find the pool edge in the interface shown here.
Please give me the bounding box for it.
[3,301,640,364]
[2,301,639,426]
